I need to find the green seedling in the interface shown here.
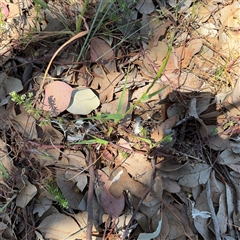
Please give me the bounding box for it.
[76,0,89,33]
[10,91,39,117]
[46,181,69,209]
[32,0,49,9]
[73,135,108,146]
[9,91,50,126]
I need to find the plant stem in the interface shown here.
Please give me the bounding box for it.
[76,0,89,33]
[116,29,175,124]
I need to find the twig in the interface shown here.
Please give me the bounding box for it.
[86,150,95,240]
[206,179,221,240]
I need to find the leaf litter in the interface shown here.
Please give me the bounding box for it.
[0,0,240,239]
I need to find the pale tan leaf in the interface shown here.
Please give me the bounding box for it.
[65,171,88,192]
[61,149,87,168]
[37,213,86,239]
[16,176,37,208]
[42,81,73,117]
[181,39,203,68]
[99,72,124,102]
[144,41,168,66]
[131,82,162,103]
[220,2,240,28]
[115,149,152,186]
[151,116,177,142]
[90,37,113,62]
[13,109,38,140]
[67,88,100,115]
[196,4,218,23]
[109,167,159,207]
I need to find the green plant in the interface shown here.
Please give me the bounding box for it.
[46,180,69,209]
[10,91,43,119]
[73,28,174,148]
[9,91,52,127]
[0,163,9,179]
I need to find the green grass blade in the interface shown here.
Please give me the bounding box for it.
[142,86,168,101]
[117,67,130,116]
[32,0,48,9]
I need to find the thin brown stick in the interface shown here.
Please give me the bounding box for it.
[86,150,95,240]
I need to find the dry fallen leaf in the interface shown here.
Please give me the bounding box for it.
[0,139,17,183]
[200,125,230,151]
[13,108,38,140]
[136,0,155,14]
[16,175,37,208]
[37,213,86,239]
[42,81,73,117]
[151,116,177,142]
[33,190,52,217]
[159,162,212,188]
[67,88,100,115]
[115,139,152,186]
[109,166,159,207]
[90,37,114,62]
[226,76,240,111]
[0,72,23,105]
[56,169,84,210]
[220,2,240,29]
[95,169,125,218]
[176,39,203,68]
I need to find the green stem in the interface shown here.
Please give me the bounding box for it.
[115,29,175,124]
[76,0,89,33]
